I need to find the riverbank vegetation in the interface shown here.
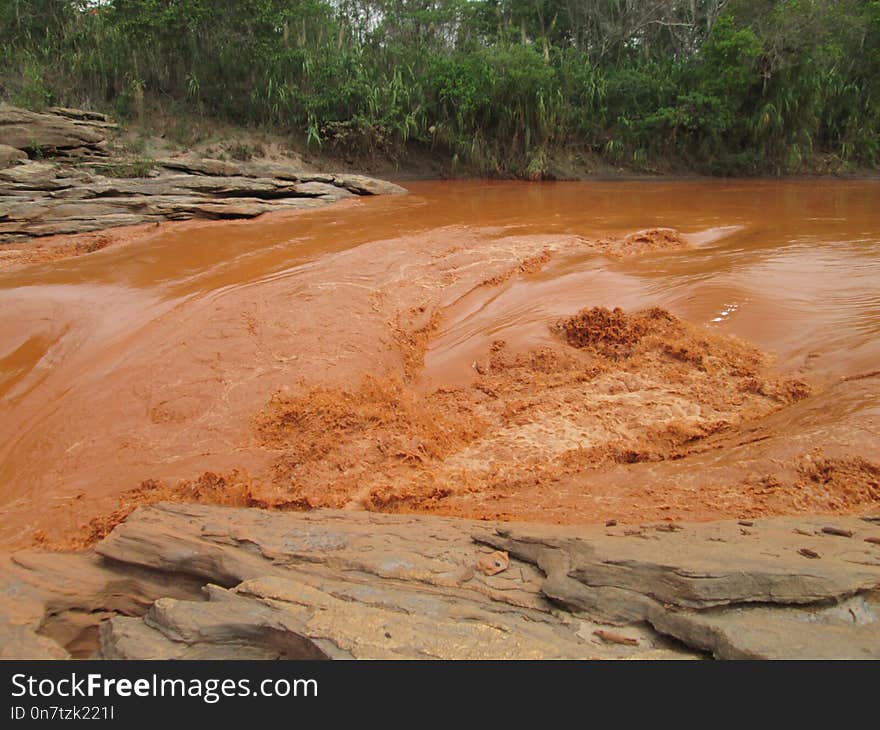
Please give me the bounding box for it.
[2,0,879,176]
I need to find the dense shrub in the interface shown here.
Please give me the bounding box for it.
[1,0,877,174]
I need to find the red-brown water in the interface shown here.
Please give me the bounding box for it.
[1,180,878,547]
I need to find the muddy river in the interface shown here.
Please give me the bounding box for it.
[1,180,878,548]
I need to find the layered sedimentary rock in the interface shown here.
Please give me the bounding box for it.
[2,503,878,660]
[0,104,406,243]
[0,144,27,169]
[0,104,114,157]
[0,160,405,242]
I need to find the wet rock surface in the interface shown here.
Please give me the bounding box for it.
[2,502,878,659]
[0,104,406,243]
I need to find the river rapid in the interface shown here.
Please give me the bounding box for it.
[1,179,878,548]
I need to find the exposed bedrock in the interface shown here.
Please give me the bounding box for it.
[2,503,878,659]
[0,104,115,157]
[0,104,406,243]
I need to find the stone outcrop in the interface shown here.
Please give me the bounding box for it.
[0,104,406,244]
[0,158,405,242]
[477,519,880,659]
[0,144,27,169]
[0,104,114,157]
[2,503,878,660]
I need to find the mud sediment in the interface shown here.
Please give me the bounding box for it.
[1,189,878,550]
[593,227,691,257]
[72,296,859,545]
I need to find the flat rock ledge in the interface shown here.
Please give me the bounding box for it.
[0,104,406,243]
[2,503,878,660]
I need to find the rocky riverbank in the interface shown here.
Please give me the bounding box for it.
[0,103,405,245]
[2,503,878,660]
[3,105,879,662]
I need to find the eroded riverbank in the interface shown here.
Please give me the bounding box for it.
[1,179,878,549]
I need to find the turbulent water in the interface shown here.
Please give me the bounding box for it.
[1,179,878,548]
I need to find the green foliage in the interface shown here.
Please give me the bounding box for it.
[0,0,877,175]
[101,157,157,178]
[10,60,53,110]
